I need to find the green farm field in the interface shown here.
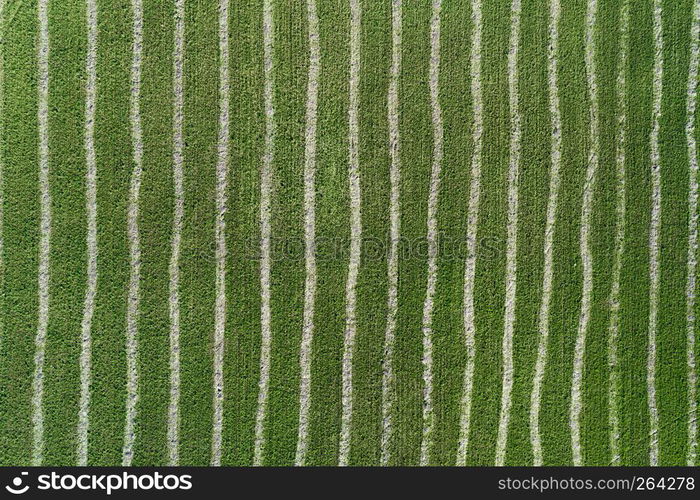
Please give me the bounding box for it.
[0,0,698,466]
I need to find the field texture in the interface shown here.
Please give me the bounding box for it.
[0,0,699,466]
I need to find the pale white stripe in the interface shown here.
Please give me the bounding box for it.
[78,0,98,466]
[338,0,361,467]
[419,0,443,467]
[254,0,275,466]
[168,0,185,466]
[648,0,663,467]
[294,0,320,467]
[495,0,521,467]
[122,0,143,467]
[456,0,483,466]
[686,0,700,467]
[571,0,599,467]
[380,0,402,467]
[607,0,629,467]
[32,0,51,467]
[530,0,561,466]
[211,0,230,467]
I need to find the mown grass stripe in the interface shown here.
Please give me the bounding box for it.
[32,0,51,466]
[254,0,275,466]
[0,0,39,465]
[45,0,89,465]
[418,0,443,467]
[2,0,699,468]
[349,0,390,465]
[122,0,143,467]
[0,0,4,356]
[468,0,509,465]
[571,0,599,466]
[78,0,98,466]
[166,0,185,466]
[91,0,131,466]
[505,0,548,465]
[179,0,218,465]
[223,0,265,465]
[430,0,473,464]
[339,0,361,467]
[128,0,173,465]
[648,0,663,466]
[607,0,629,467]
[530,0,561,467]
[618,0,652,466]
[686,0,700,466]
[583,0,618,465]
[211,0,230,467]
[0,1,38,465]
[264,0,307,465]
[542,0,587,465]
[294,0,320,467]
[456,0,482,466]
[381,0,402,467]
[656,0,694,466]
[495,0,521,466]
[304,0,350,465]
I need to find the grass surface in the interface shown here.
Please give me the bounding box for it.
[0,0,698,465]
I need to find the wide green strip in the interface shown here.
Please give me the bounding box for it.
[350,0,391,465]
[391,0,431,466]
[89,0,130,466]
[43,0,86,464]
[306,0,349,466]
[0,0,38,466]
[658,0,693,466]
[540,0,587,465]
[264,0,306,465]
[134,0,174,465]
[619,0,653,466]
[506,0,549,466]
[582,0,618,465]
[468,0,509,466]
[0,0,4,463]
[431,0,473,466]
[179,0,217,466]
[222,0,264,466]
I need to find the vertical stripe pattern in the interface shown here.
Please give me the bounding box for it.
[123,0,143,467]
[254,0,275,466]
[167,0,185,466]
[78,0,98,466]
[607,0,629,467]
[2,0,699,469]
[419,0,443,467]
[338,0,361,467]
[211,0,230,467]
[495,0,521,467]
[530,0,561,466]
[381,0,402,467]
[686,0,700,468]
[648,0,663,466]
[571,0,599,467]
[32,0,51,467]
[295,0,320,467]
[456,0,483,466]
